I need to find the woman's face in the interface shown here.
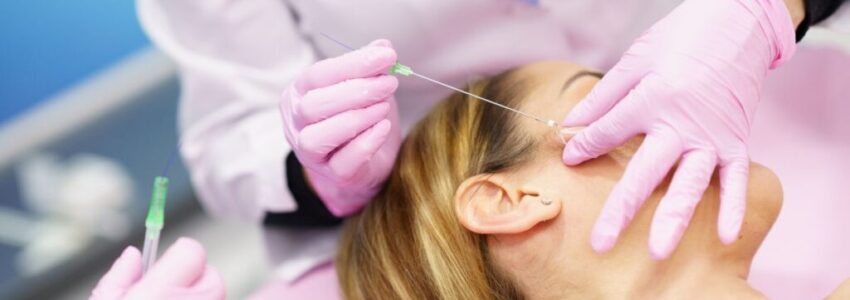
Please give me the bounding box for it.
[453,61,781,298]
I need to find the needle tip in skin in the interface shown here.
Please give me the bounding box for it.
[557,126,585,145]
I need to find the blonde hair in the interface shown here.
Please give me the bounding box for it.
[338,69,539,299]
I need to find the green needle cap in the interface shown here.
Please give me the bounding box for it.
[145,176,169,230]
[388,62,413,76]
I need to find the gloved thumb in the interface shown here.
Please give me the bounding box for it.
[90,246,142,300]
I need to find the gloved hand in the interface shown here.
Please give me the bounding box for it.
[280,39,402,216]
[90,237,225,300]
[561,0,796,259]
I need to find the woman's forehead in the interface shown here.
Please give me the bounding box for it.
[504,61,599,148]
[516,61,600,134]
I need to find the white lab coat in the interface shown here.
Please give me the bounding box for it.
[136,0,850,292]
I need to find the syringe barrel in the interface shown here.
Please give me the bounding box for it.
[141,229,160,275]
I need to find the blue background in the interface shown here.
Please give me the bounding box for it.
[0,1,150,124]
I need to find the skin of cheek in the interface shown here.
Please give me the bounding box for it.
[545,140,777,273]
[496,148,630,278]
[547,154,626,253]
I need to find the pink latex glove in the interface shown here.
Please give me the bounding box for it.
[561,0,796,259]
[90,238,225,300]
[280,39,402,216]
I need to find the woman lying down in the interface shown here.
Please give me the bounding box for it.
[337,61,843,299]
[91,61,850,299]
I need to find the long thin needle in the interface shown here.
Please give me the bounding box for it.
[320,32,356,51]
[318,32,556,127]
[160,141,182,177]
[408,71,552,125]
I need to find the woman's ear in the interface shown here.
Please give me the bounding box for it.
[455,174,561,234]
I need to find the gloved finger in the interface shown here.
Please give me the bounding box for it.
[369,38,393,48]
[295,43,397,93]
[327,119,393,182]
[590,131,682,253]
[562,58,644,127]
[648,150,717,260]
[298,102,390,164]
[145,237,207,288]
[297,75,398,125]
[91,247,142,300]
[562,92,643,166]
[717,157,749,244]
[180,266,226,300]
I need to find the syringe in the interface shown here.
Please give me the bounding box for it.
[318,33,581,144]
[141,176,169,274]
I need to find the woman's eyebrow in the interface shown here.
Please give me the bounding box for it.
[560,70,604,95]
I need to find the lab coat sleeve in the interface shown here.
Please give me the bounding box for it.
[136,0,315,221]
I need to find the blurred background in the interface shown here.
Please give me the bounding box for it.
[0,1,266,299]
[0,1,848,299]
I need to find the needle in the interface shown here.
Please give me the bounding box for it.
[318,32,581,143]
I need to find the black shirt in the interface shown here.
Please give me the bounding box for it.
[797,0,848,41]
